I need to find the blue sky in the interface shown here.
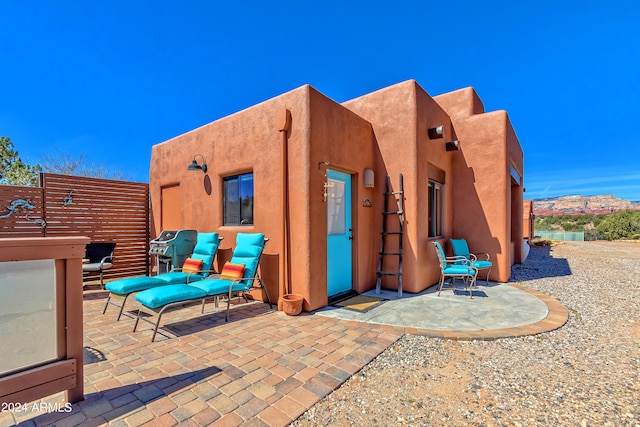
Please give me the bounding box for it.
[1,1,639,201]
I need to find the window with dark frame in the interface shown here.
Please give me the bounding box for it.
[223,173,254,226]
[428,180,443,238]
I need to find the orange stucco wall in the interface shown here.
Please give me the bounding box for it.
[435,87,525,280]
[150,80,524,311]
[151,86,312,306]
[150,85,376,311]
[304,89,376,310]
[342,80,454,292]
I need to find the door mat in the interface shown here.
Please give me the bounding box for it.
[332,295,386,313]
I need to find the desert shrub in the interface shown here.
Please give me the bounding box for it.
[585,229,607,241]
[562,222,583,232]
[574,214,595,226]
[596,210,640,240]
[536,211,640,240]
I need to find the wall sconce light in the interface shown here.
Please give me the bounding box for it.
[428,125,445,139]
[445,140,460,151]
[363,168,375,188]
[187,154,208,173]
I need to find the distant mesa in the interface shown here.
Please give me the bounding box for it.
[533,194,640,216]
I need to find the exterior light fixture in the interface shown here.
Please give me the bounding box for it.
[445,140,460,151]
[187,154,208,173]
[363,168,375,188]
[428,125,445,139]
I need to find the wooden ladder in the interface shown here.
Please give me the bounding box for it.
[376,174,404,297]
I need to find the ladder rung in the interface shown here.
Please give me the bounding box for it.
[378,174,403,298]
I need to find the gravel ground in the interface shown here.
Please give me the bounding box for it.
[292,241,640,427]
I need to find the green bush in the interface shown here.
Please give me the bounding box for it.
[596,210,640,240]
[562,222,583,232]
[584,229,607,241]
[536,210,640,241]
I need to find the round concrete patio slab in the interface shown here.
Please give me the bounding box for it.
[314,282,568,340]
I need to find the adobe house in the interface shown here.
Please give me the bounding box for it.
[149,80,524,312]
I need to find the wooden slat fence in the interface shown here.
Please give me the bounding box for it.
[0,186,46,237]
[0,173,150,281]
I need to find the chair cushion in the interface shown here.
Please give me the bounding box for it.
[443,265,476,275]
[450,239,471,259]
[471,260,492,269]
[220,262,245,280]
[231,244,262,278]
[105,276,166,294]
[191,278,248,295]
[229,233,265,284]
[135,285,207,309]
[236,233,265,248]
[182,258,203,274]
[83,262,113,272]
[156,272,204,284]
[191,232,220,273]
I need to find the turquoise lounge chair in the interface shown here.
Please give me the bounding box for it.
[433,241,478,298]
[133,233,273,342]
[450,238,493,285]
[103,232,222,320]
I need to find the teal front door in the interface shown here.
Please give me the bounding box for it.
[326,169,353,297]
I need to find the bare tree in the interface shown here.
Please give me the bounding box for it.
[39,150,129,180]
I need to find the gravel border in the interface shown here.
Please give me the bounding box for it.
[292,241,640,426]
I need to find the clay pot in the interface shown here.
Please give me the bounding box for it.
[281,294,304,316]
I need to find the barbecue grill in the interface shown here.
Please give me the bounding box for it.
[149,229,197,274]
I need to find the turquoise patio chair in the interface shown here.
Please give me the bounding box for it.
[103,232,222,321]
[433,241,478,299]
[450,238,493,285]
[133,233,273,342]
